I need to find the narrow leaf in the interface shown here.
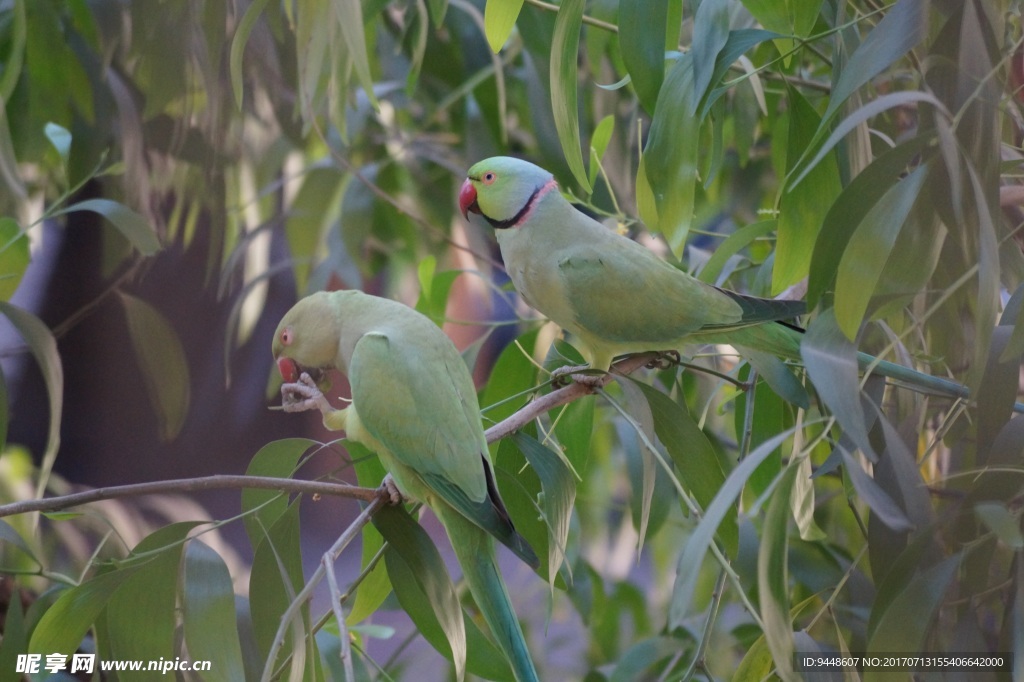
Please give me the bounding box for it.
[230,0,273,109]
[639,54,700,257]
[241,438,317,551]
[0,217,30,302]
[0,302,62,497]
[690,0,730,112]
[550,0,590,192]
[331,0,379,108]
[629,380,737,555]
[484,0,526,53]
[758,465,797,681]
[374,505,467,681]
[774,86,840,293]
[670,426,800,625]
[118,293,191,441]
[512,432,575,585]
[834,164,927,339]
[588,115,615,188]
[619,0,669,113]
[53,198,160,256]
[183,540,247,682]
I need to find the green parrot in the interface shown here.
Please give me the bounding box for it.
[458,156,989,406]
[272,290,539,682]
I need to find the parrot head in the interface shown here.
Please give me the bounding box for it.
[272,291,340,388]
[459,157,556,229]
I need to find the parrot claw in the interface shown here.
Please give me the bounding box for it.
[378,474,403,505]
[551,364,605,388]
[646,350,682,370]
[281,372,334,415]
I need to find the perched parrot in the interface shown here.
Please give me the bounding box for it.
[272,290,539,682]
[458,156,991,405]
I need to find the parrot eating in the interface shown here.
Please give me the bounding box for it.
[459,155,1002,407]
[272,290,539,682]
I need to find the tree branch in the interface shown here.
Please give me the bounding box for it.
[483,351,665,442]
[0,352,668,520]
[0,475,380,518]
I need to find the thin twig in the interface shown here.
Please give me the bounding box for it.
[261,486,392,682]
[0,475,379,518]
[676,568,728,681]
[483,351,664,442]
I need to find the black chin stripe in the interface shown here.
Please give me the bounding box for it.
[482,186,542,230]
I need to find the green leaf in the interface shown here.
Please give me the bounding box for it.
[287,166,347,294]
[867,554,958,658]
[552,392,593,476]
[698,220,775,285]
[743,347,809,409]
[550,0,590,192]
[230,0,273,109]
[374,504,468,681]
[0,0,26,104]
[241,438,317,550]
[740,0,822,64]
[588,115,615,188]
[426,0,448,28]
[811,0,928,154]
[348,442,393,624]
[793,90,945,189]
[0,583,26,676]
[331,0,379,109]
[118,293,190,441]
[105,541,182,671]
[975,502,1024,549]
[638,54,700,257]
[44,122,71,164]
[774,85,840,294]
[618,0,669,113]
[690,0,730,112]
[758,465,797,682]
[512,432,576,584]
[801,310,875,460]
[481,330,540,427]
[183,540,247,682]
[0,217,30,302]
[249,501,315,673]
[806,136,932,307]
[0,302,62,497]
[52,198,160,256]
[834,164,927,339]
[699,28,780,118]
[628,380,737,555]
[612,379,660,552]
[0,519,37,564]
[30,569,141,655]
[670,426,800,625]
[732,634,773,681]
[609,636,680,681]
[484,0,526,52]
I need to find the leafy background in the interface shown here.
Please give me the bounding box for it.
[1,0,1023,679]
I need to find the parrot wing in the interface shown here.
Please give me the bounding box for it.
[556,240,751,343]
[349,331,538,567]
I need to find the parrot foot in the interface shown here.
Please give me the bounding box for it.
[551,364,605,388]
[646,350,682,370]
[281,372,333,415]
[378,474,403,506]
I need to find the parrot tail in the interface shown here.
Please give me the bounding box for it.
[436,505,539,682]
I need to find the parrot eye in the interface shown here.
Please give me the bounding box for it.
[482,171,497,185]
[280,327,294,346]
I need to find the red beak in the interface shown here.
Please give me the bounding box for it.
[277,357,299,383]
[458,179,479,219]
